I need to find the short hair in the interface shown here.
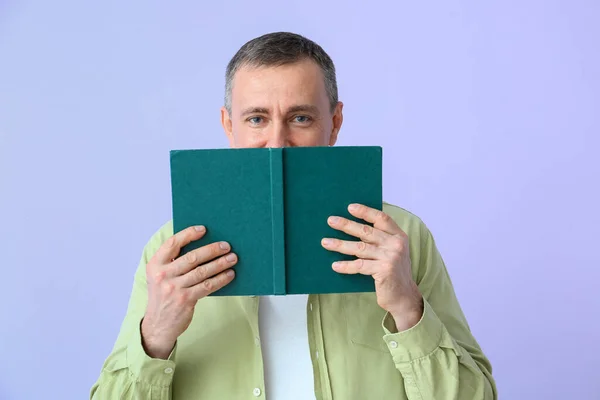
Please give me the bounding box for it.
[224,32,338,114]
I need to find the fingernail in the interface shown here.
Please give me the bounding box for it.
[322,238,332,246]
[226,253,236,262]
[329,216,340,224]
[349,204,358,211]
[195,225,206,232]
[226,270,235,277]
[220,242,230,250]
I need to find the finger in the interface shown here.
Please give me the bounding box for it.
[188,269,236,300]
[331,258,379,276]
[176,252,238,288]
[347,204,404,236]
[327,216,386,244]
[321,237,382,259]
[153,225,207,264]
[169,241,232,278]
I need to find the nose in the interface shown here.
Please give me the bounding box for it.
[265,122,289,148]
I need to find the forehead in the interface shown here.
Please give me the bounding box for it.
[230,59,329,111]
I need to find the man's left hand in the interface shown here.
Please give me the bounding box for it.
[321,203,424,332]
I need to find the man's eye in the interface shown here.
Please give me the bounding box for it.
[294,115,311,123]
[248,116,263,124]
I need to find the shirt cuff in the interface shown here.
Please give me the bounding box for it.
[125,318,177,387]
[381,299,443,364]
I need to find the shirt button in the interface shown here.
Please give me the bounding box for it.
[255,336,260,347]
[253,387,262,396]
[164,367,174,374]
[389,341,398,349]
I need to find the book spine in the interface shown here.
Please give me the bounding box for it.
[269,148,286,295]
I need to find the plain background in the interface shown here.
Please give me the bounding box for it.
[1,1,598,399]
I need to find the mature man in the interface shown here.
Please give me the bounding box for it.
[91,32,497,399]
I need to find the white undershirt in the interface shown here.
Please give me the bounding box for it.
[258,294,316,399]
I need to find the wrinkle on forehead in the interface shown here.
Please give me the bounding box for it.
[230,60,330,117]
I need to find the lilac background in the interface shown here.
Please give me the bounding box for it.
[1,1,598,399]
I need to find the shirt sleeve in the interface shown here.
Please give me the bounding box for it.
[381,222,498,400]
[90,227,177,400]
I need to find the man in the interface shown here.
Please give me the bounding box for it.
[90,32,497,400]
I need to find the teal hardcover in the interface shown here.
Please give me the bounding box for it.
[170,146,382,296]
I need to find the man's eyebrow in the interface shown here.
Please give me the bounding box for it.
[287,104,320,115]
[240,105,321,117]
[241,107,269,116]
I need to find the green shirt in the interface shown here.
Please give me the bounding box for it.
[90,203,497,399]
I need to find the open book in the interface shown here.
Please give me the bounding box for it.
[170,146,382,296]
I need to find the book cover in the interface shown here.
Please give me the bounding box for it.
[170,146,382,296]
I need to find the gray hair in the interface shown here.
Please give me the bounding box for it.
[224,32,338,114]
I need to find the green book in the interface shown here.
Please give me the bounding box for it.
[170,146,382,296]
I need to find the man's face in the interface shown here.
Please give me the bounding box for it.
[221,59,343,148]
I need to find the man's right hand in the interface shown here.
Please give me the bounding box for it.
[140,225,237,359]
